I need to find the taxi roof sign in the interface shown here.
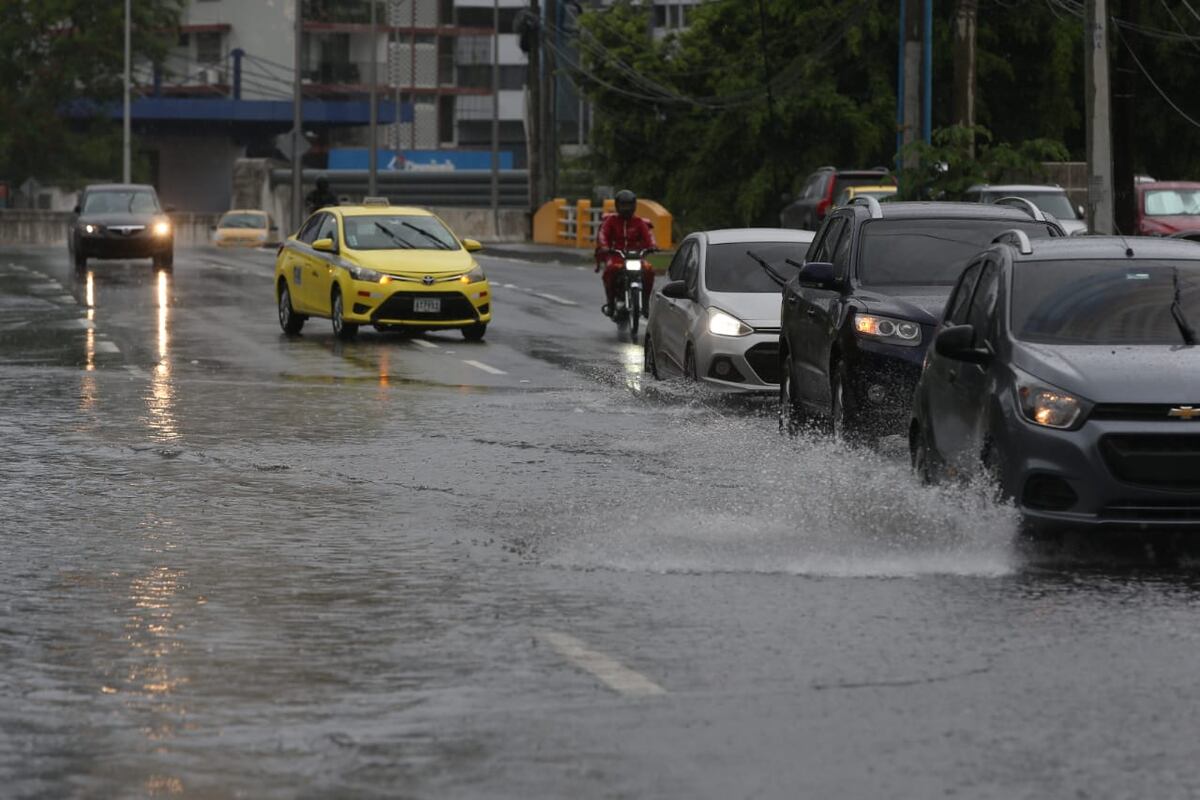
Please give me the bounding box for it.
[362,196,390,207]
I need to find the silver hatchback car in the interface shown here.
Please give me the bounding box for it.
[644,228,815,390]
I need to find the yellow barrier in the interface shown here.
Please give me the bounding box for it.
[532,198,673,250]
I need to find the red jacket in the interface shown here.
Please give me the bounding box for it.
[596,213,658,259]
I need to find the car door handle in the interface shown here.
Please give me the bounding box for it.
[947,369,958,384]
[786,293,799,305]
[805,308,817,317]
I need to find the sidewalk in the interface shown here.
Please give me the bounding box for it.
[481,241,593,265]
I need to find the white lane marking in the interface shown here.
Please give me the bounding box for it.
[124,366,151,379]
[539,631,666,698]
[72,318,95,330]
[53,295,78,304]
[530,291,579,307]
[30,282,62,293]
[463,359,507,375]
[94,341,120,354]
[412,338,439,349]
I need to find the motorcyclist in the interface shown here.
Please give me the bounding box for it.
[595,189,657,317]
[305,177,339,214]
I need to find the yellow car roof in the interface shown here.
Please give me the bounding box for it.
[336,205,435,218]
[848,186,897,195]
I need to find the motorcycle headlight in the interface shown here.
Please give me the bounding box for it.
[347,264,383,283]
[1015,371,1089,429]
[152,220,171,237]
[460,265,486,284]
[708,309,752,337]
[853,313,922,347]
[624,258,643,272]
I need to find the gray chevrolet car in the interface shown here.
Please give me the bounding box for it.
[910,234,1200,533]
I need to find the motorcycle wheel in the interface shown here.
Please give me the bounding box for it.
[628,287,640,340]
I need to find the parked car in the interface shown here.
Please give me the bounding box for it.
[778,197,1064,441]
[780,166,894,230]
[69,183,175,271]
[644,228,815,389]
[835,185,897,208]
[961,184,1087,236]
[1135,181,1200,237]
[910,235,1200,534]
[213,209,278,247]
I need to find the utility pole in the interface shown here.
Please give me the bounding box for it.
[922,0,932,144]
[1084,0,1114,234]
[123,0,131,183]
[1112,0,1137,234]
[291,0,304,230]
[525,0,542,213]
[952,0,977,157]
[901,0,921,168]
[491,0,500,236]
[542,0,558,200]
[757,0,780,203]
[368,0,378,196]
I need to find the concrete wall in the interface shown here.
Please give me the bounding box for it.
[145,133,246,213]
[0,211,221,247]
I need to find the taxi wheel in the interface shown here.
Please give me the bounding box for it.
[331,288,358,341]
[278,281,306,335]
[462,323,487,341]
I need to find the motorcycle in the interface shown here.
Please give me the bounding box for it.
[602,248,651,340]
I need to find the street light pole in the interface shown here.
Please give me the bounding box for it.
[491,0,500,237]
[368,0,378,197]
[1085,0,1114,234]
[123,0,131,183]
[292,0,304,230]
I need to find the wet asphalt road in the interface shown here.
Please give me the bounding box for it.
[4,245,1200,799]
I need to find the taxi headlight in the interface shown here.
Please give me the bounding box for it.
[460,265,486,284]
[152,220,171,237]
[347,264,384,283]
[853,313,922,347]
[1015,372,1089,429]
[708,309,752,337]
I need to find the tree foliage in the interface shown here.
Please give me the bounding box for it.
[0,0,184,187]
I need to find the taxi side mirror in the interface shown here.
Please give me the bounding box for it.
[462,238,483,252]
[313,238,337,253]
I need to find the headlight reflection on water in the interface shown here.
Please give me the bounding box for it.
[147,271,178,441]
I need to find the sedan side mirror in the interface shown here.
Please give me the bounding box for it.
[312,237,337,253]
[462,238,483,252]
[73,204,81,215]
[1077,204,1085,219]
[797,261,840,290]
[934,324,991,365]
[661,279,689,300]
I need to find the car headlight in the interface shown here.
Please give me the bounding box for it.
[346,264,383,283]
[152,220,171,237]
[853,313,922,346]
[708,309,752,337]
[1015,372,1089,429]
[83,223,100,235]
[460,265,486,284]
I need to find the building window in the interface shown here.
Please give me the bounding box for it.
[196,32,222,65]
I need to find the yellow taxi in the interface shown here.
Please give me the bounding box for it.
[274,200,491,340]
[835,184,898,207]
[213,209,277,247]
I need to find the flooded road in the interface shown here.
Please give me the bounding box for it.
[4,245,1200,798]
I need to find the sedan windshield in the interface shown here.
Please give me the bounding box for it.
[857,219,1057,286]
[1144,189,1200,216]
[219,212,267,229]
[83,190,158,214]
[342,214,459,251]
[1013,260,1200,345]
[706,242,807,293]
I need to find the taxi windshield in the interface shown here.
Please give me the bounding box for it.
[343,214,460,251]
[219,212,267,229]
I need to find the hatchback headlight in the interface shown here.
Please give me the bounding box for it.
[347,264,383,283]
[1015,372,1089,429]
[853,313,922,347]
[708,309,752,337]
[460,265,486,284]
[152,220,171,237]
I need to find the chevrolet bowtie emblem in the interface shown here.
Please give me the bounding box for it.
[1169,406,1200,419]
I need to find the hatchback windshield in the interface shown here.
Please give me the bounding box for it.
[1013,260,1200,344]
[83,190,158,214]
[986,191,1078,220]
[343,214,459,251]
[219,212,267,229]
[706,242,806,293]
[1144,189,1200,216]
[857,219,1057,286]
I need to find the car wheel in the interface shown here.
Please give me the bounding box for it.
[462,323,487,341]
[331,288,358,340]
[73,244,87,272]
[643,332,660,379]
[153,249,173,271]
[779,355,806,436]
[831,361,872,445]
[684,343,699,381]
[911,425,934,485]
[278,281,306,335]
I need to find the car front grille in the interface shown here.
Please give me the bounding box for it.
[372,291,477,322]
[1092,404,1200,421]
[1102,500,1200,521]
[745,342,780,384]
[1100,435,1200,490]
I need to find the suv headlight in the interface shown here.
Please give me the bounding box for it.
[1015,371,1090,429]
[853,313,922,347]
[346,264,383,282]
[708,309,752,337]
[460,265,486,284]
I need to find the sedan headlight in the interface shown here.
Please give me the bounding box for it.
[346,264,383,283]
[708,309,752,337]
[83,223,101,235]
[853,313,922,347]
[460,265,486,284]
[1015,372,1089,429]
[152,220,171,237]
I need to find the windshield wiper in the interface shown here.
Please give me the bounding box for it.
[374,222,414,249]
[746,249,791,288]
[1171,267,1197,346]
[400,221,453,250]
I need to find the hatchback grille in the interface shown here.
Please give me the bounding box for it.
[1102,501,1200,521]
[1100,435,1200,490]
[372,292,477,322]
[1092,403,1200,421]
[745,342,780,384]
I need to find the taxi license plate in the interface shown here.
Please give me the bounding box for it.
[414,298,441,314]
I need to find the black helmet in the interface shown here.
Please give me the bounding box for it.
[316,177,330,191]
[615,189,637,218]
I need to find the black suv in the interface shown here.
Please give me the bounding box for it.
[70,183,175,271]
[778,198,1064,441]
[779,166,893,230]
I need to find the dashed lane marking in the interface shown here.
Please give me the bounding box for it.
[94,341,120,354]
[124,366,151,379]
[530,291,579,306]
[538,631,667,698]
[53,295,78,304]
[463,359,507,375]
[412,339,439,349]
[71,318,95,330]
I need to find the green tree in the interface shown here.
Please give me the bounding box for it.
[897,125,1068,200]
[0,0,184,187]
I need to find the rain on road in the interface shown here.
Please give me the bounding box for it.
[4,245,1200,799]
